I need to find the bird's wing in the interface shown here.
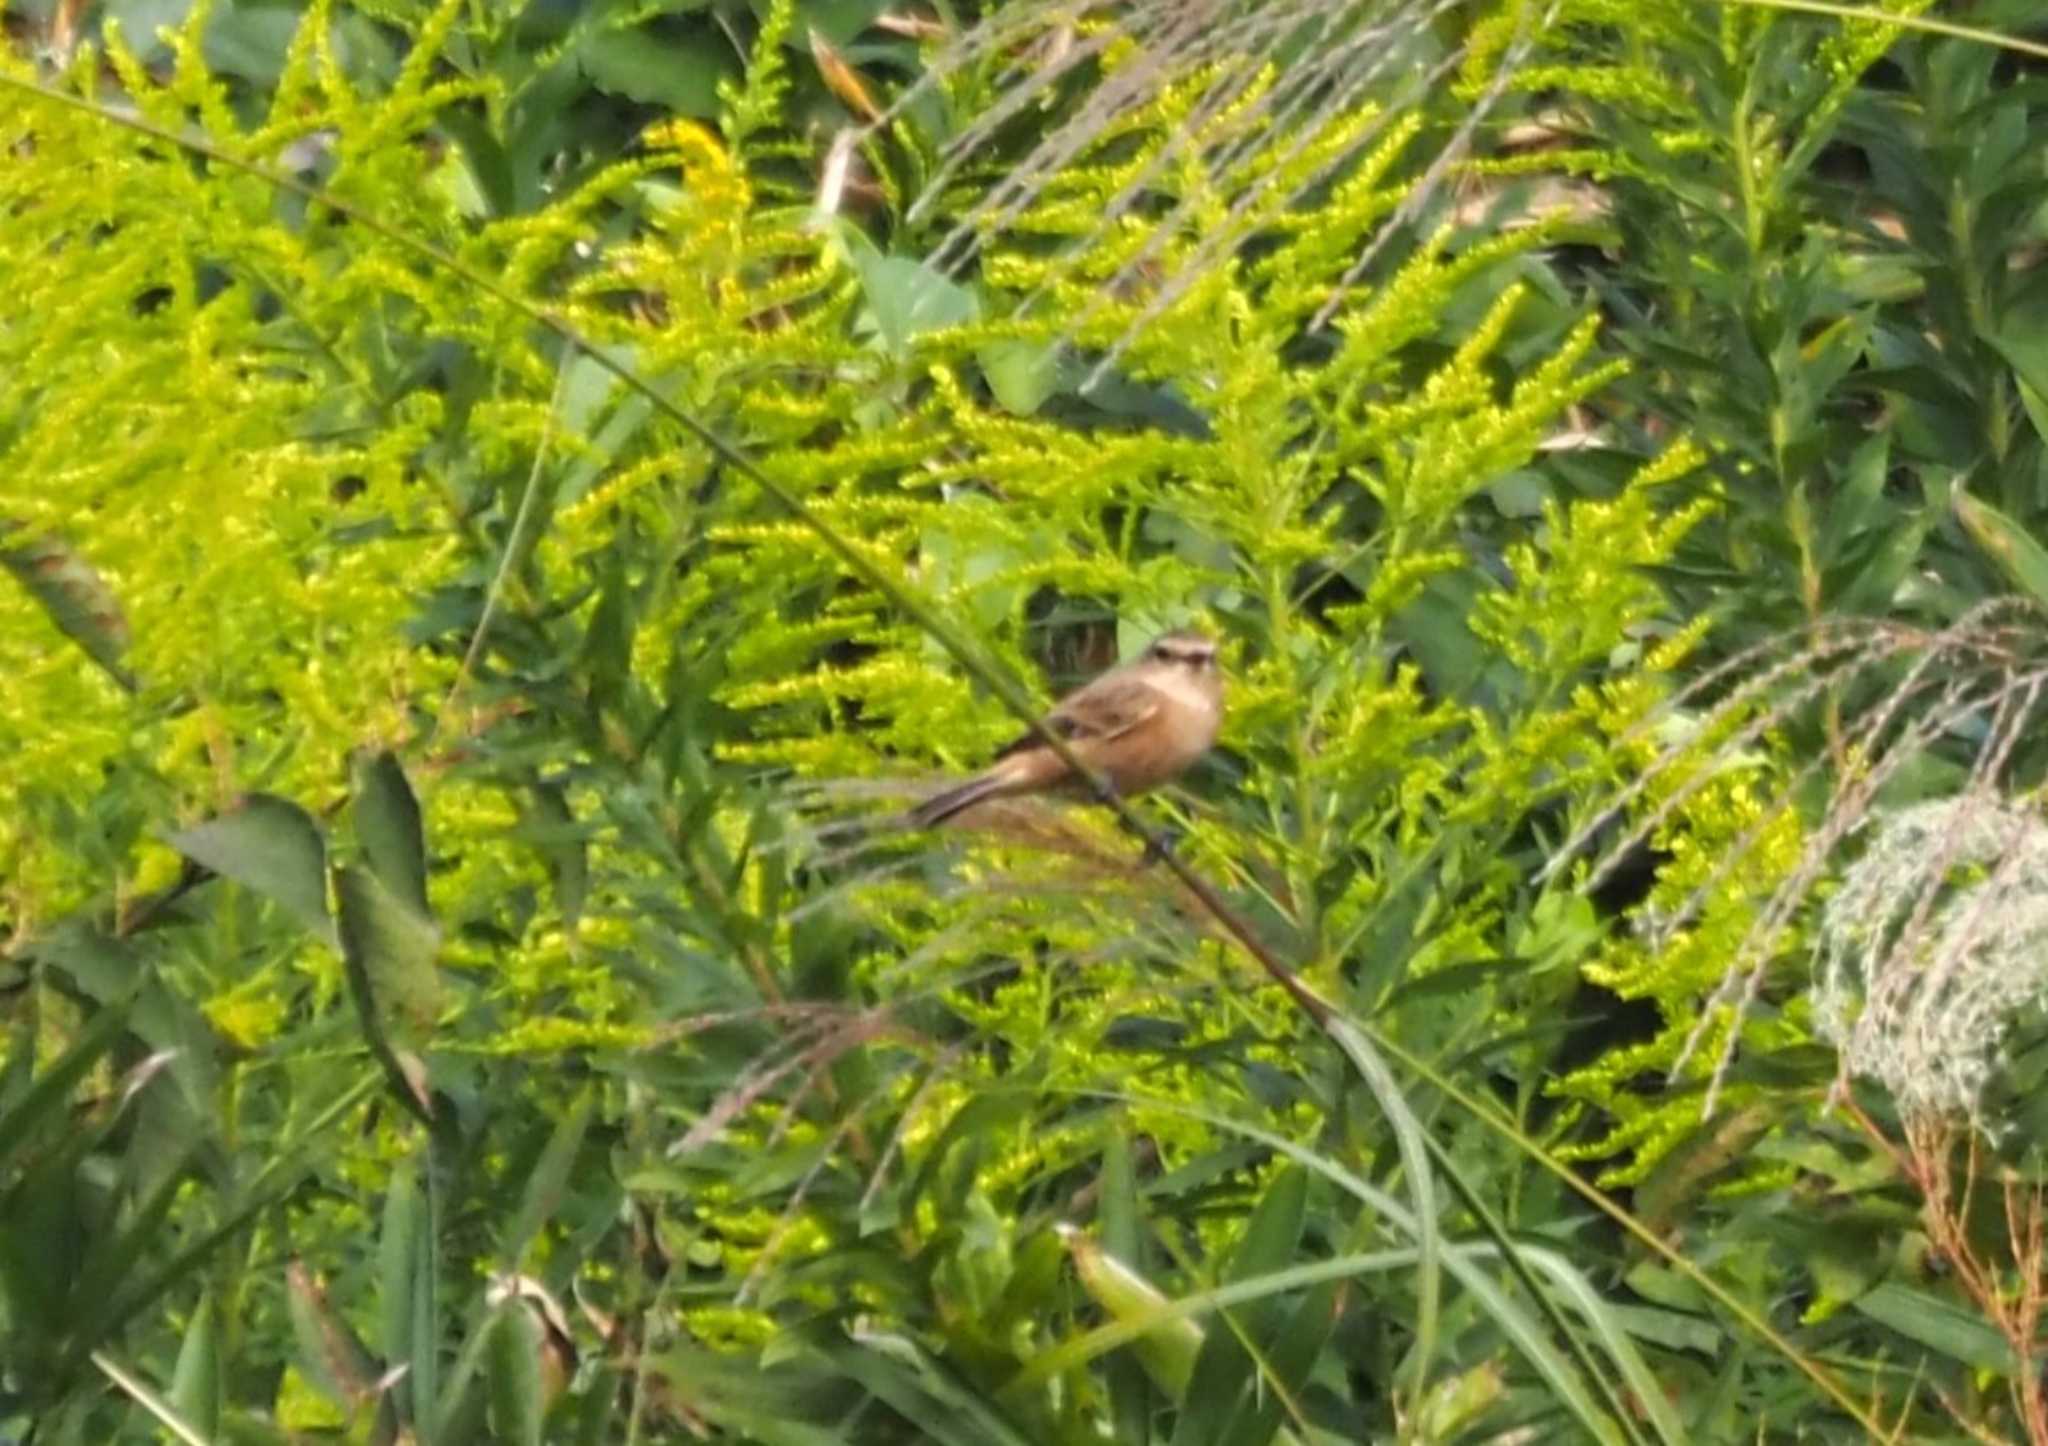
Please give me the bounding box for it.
[992,676,1161,759]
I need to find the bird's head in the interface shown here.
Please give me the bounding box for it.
[1144,629,1220,677]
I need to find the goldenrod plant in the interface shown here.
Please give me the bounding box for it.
[5,0,2045,1441]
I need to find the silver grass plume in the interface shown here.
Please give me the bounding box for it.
[851,0,1560,376]
[1814,793,2048,1126]
[1546,599,2048,1121]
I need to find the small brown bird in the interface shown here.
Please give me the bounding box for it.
[909,629,1224,828]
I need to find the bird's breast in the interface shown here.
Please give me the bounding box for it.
[1102,681,1220,793]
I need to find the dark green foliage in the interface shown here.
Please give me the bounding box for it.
[8,1,2048,1443]
[1492,0,2048,639]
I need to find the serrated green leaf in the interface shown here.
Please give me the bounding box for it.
[577,26,727,116]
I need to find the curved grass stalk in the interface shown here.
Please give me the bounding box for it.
[1724,0,2048,59]
[1024,1088,1728,1444]
[1041,1243,1639,1444]
[92,1352,213,1446]
[1322,1027,1897,1435]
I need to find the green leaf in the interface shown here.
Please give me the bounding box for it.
[1324,1018,1441,1411]
[2020,377,2048,448]
[577,26,727,116]
[558,387,655,509]
[334,865,442,1038]
[1818,432,1890,558]
[559,348,621,438]
[430,1333,493,1446]
[334,865,442,1124]
[1835,509,1930,614]
[33,921,221,1110]
[1064,1228,1204,1400]
[1486,469,1551,519]
[839,226,980,358]
[434,109,514,218]
[1602,1303,1720,1356]
[99,0,188,64]
[379,1162,426,1424]
[352,750,430,919]
[489,1304,548,1446]
[1800,1225,1889,1323]
[68,1150,197,1368]
[166,795,333,943]
[1518,1245,1689,1446]
[0,1138,94,1384]
[800,0,889,46]
[578,563,638,714]
[200,0,301,86]
[287,1259,382,1409]
[1953,490,2048,609]
[523,782,589,939]
[0,522,136,691]
[1852,1282,2018,1374]
[0,998,133,1177]
[803,1325,1038,1446]
[168,1292,221,1437]
[503,1094,593,1266]
[1391,571,1490,701]
[1097,1129,1153,1444]
[1177,1167,1320,1446]
[1987,284,2048,407]
[979,340,1060,415]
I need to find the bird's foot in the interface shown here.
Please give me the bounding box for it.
[1139,828,1182,867]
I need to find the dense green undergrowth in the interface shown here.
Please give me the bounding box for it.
[8,0,2048,1441]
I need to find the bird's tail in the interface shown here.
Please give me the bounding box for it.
[908,770,1012,828]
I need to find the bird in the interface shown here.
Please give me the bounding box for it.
[908,629,1224,828]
